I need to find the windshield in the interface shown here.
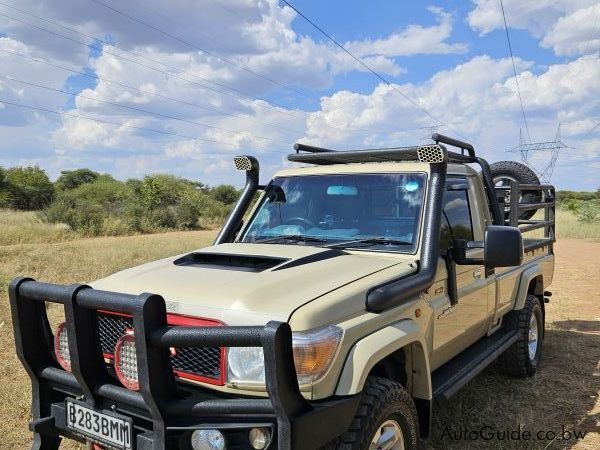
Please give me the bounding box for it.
[240,173,427,252]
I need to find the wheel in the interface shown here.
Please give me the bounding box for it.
[490,161,541,220]
[321,377,419,450]
[497,295,544,377]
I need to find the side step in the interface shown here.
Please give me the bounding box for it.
[431,328,520,401]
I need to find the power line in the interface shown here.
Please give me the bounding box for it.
[499,0,532,143]
[89,0,313,102]
[0,10,307,123]
[0,1,259,103]
[280,1,436,121]
[0,6,402,138]
[583,120,600,137]
[581,6,600,56]
[212,0,246,21]
[0,97,286,154]
[0,1,309,116]
[126,0,318,103]
[0,74,290,145]
[90,0,414,136]
[0,48,436,149]
[279,0,480,147]
[1,46,432,146]
[0,48,308,138]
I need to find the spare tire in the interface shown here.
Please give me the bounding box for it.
[490,161,541,220]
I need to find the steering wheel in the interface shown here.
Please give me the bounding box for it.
[286,217,317,229]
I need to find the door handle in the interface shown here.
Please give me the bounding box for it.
[473,268,483,278]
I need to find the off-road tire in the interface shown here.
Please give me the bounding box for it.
[490,161,541,220]
[497,294,544,377]
[321,377,419,450]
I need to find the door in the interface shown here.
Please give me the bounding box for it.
[430,179,494,369]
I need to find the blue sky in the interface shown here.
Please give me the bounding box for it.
[0,0,598,189]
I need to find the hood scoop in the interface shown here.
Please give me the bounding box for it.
[174,252,289,272]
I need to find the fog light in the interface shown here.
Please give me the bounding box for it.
[190,429,226,450]
[114,332,139,391]
[249,427,271,450]
[54,322,71,372]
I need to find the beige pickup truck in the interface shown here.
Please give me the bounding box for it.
[9,134,555,450]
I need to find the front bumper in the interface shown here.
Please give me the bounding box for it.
[9,278,359,450]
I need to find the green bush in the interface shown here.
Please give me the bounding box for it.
[0,166,10,208]
[575,202,600,224]
[4,166,54,210]
[132,175,208,231]
[41,178,133,236]
[40,173,234,235]
[55,168,101,191]
[210,185,240,205]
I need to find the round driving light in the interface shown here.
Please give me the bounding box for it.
[54,322,71,372]
[114,332,139,391]
[249,427,271,449]
[190,429,226,450]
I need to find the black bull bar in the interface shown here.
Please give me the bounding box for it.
[9,277,359,450]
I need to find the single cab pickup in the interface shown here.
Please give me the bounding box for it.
[9,133,555,450]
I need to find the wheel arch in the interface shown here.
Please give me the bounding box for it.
[334,320,432,437]
[514,266,543,310]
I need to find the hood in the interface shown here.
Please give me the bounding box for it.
[91,243,402,325]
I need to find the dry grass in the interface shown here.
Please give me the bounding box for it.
[0,229,216,448]
[0,209,76,246]
[0,211,598,449]
[554,209,600,241]
[522,209,600,241]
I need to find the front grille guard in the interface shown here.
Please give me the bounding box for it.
[9,277,334,450]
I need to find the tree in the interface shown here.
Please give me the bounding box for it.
[211,184,240,205]
[0,166,9,207]
[5,166,54,210]
[41,177,133,235]
[55,168,100,191]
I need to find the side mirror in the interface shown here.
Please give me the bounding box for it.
[451,225,523,268]
[484,225,523,268]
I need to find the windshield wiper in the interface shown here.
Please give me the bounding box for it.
[255,235,327,245]
[327,237,412,249]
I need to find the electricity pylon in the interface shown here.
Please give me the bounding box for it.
[507,125,571,183]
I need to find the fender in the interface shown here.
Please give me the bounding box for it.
[335,320,431,401]
[513,265,542,310]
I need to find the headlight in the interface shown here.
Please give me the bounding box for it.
[227,346,266,386]
[227,325,343,387]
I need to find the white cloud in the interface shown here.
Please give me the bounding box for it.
[301,54,600,188]
[468,0,599,57]
[0,1,598,190]
[467,0,596,36]
[541,4,600,56]
[346,7,468,57]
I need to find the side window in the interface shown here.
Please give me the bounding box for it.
[440,189,474,252]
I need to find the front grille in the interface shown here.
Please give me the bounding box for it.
[98,313,133,355]
[97,311,223,384]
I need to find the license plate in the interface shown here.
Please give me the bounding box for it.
[65,399,133,449]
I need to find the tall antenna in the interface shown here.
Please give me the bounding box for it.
[507,124,572,183]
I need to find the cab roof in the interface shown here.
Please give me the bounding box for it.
[274,161,478,178]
